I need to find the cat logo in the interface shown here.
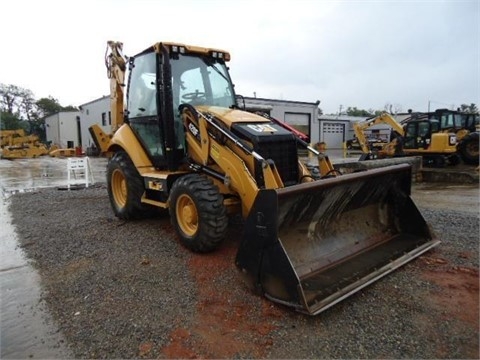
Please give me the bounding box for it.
[247,124,277,133]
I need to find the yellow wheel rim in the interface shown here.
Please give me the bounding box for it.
[466,142,479,156]
[111,168,127,208]
[176,194,198,236]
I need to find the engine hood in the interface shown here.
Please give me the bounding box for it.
[195,106,270,127]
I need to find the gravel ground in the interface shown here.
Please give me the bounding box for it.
[7,183,479,359]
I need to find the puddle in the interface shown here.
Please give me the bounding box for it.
[0,156,107,358]
[0,198,71,358]
[0,157,107,194]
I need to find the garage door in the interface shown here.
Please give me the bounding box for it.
[285,113,310,139]
[322,122,345,149]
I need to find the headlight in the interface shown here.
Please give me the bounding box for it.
[171,46,185,54]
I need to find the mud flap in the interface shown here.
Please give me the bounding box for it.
[235,164,440,315]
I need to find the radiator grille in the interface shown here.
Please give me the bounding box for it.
[256,140,299,187]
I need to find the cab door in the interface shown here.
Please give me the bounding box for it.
[127,51,167,168]
[403,122,419,149]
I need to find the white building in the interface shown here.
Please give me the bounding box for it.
[318,115,394,149]
[75,95,321,152]
[45,111,81,148]
[317,115,358,149]
[78,95,111,152]
[44,96,112,152]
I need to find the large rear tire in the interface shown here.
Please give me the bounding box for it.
[107,151,155,219]
[457,132,479,165]
[169,174,228,253]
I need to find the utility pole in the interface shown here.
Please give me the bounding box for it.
[428,100,454,112]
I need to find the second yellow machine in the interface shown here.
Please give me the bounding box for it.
[90,41,439,315]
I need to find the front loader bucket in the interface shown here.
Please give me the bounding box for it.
[236,164,439,315]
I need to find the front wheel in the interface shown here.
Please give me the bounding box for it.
[169,174,228,253]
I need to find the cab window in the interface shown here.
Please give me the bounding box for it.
[128,53,157,117]
[127,52,164,159]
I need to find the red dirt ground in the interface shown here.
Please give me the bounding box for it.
[161,238,283,359]
[418,254,479,358]
[156,239,479,359]
[419,255,479,328]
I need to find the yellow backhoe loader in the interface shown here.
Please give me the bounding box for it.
[353,113,459,167]
[425,108,479,165]
[89,41,439,315]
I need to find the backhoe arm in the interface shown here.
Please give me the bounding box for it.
[105,41,127,133]
[89,41,128,155]
[353,112,404,154]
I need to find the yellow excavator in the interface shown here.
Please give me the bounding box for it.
[89,41,439,315]
[353,113,459,167]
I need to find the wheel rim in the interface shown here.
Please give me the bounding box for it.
[111,168,127,208]
[176,194,198,236]
[466,142,479,157]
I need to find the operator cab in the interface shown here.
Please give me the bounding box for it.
[403,119,440,149]
[126,43,235,170]
[430,108,480,133]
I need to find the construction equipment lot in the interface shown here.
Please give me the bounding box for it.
[1,156,478,359]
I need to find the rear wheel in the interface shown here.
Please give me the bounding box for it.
[107,151,155,219]
[457,132,479,165]
[169,174,228,253]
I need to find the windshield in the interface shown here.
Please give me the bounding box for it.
[170,54,236,111]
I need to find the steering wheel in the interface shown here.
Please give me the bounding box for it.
[182,92,206,101]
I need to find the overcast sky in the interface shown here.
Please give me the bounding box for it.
[1,0,478,114]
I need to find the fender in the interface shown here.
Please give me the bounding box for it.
[109,124,154,172]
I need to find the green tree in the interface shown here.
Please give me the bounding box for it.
[459,103,478,114]
[20,89,42,136]
[0,84,30,131]
[346,107,375,117]
[36,96,63,118]
[0,84,28,116]
[0,111,25,130]
[62,105,78,112]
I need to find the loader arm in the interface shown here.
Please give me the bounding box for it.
[181,105,284,217]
